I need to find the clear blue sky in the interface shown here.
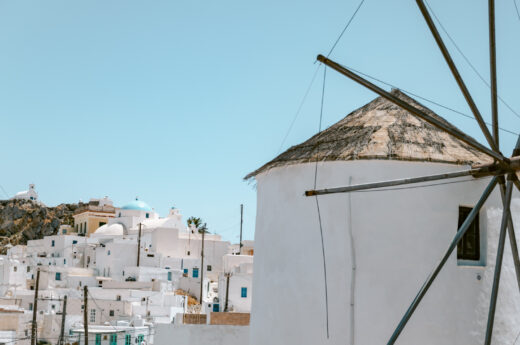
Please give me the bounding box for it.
[1,0,519,243]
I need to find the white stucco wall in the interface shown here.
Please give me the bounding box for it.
[249,160,520,345]
[218,271,252,313]
[154,324,249,345]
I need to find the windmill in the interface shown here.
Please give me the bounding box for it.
[303,1,520,344]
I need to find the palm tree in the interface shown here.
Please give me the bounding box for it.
[187,216,209,233]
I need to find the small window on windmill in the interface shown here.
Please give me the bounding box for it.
[457,206,480,262]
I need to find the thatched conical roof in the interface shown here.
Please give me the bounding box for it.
[245,89,493,180]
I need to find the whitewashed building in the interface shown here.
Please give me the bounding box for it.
[217,255,253,313]
[70,321,152,345]
[10,184,41,204]
[0,194,244,343]
[246,90,520,345]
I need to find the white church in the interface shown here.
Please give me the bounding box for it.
[246,90,520,345]
[10,184,42,204]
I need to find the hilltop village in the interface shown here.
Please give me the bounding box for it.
[0,185,253,345]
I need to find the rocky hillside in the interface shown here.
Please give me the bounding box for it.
[0,199,81,253]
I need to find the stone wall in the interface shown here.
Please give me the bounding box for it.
[210,312,250,326]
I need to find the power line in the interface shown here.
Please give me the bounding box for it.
[277,0,365,155]
[514,0,520,21]
[87,290,120,332]
[343,64,520,137]
[277,65,322,154]
[325,0,366,57]
[313,67,330,339]
[0,184,10,199]
[309,3,365,338]
[424,0,520,121]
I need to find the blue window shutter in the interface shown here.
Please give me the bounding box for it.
[241,287,247,298]
[193,268,199,278]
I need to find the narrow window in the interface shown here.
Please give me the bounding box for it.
[207,265,212,272]
[167,272,172,281]
[146,213,149,218]
[90,309,96,322]
[241,287,247,298]
[51,240,55,247]
[193,268,199,278]
[13,266,17,272]
[55,272,61,281]
[109,310,115,317]
[457,206,480,261]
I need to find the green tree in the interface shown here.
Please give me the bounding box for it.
[187,216,209,233]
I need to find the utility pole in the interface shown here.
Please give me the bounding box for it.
[31,268,40,345]
[58,295,67,345]
[83,286,88,345]
[145,297,149,321]
[199,229,205,306]
[224,272,231,312]
[137,223,142,267]
[239,204,243,255]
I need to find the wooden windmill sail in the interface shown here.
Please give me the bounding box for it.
[301,1,520,344]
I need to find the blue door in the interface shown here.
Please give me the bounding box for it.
[213,303,220,312]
